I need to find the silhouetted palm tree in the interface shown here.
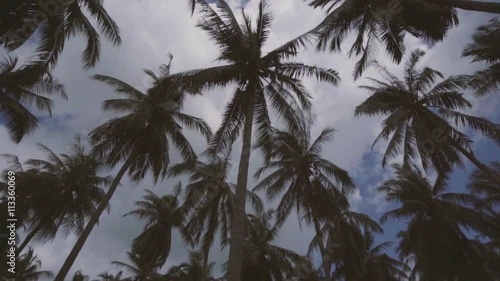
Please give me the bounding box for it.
[163,251,217,281]
[168,151,263,281]
[94,271,124,281]
[378,164,499,281]
[254,122,354,226]
[463,17,500,97]
[54,60,212,281]
[355,48,500,185]
[331,231,409,281]
[73,270,90,281]
[125,184,191,272]
[1,0,121,70]
[308,196,383,280]
[306,0,500,78]
[237,209,307,281]
[175,2,340,279]
[254,121,354,280]
[112,251,162,281]
[0,139,109,254]
[11,248,53,281]
[0,56,67,143]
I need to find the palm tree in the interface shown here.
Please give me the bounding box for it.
[253,121,354,279]
[463,17,500,97]
[94,271,124,281]
[254,121,354,226]
[73,271,90,281]
[54,60,212,281]
[10,248,54,281]
[331,231,409,281]
[308,196,383,280]
[355,48,500,185]
[1,0,121,70]
[0,155,34,232]
[468,161,500,205]
[305,0,500,78]
[124,184,191,272]
[0,139,109,254]
[378,163,499,281]
[168,151,263,281]
[236,209,307,281]
[175,2,340,280]
[163,251,217,281]
[112,251,162,281]
[0,56,67,143]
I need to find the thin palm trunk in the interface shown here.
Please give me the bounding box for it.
[454,144,500,186]
[426,0,500,14]
[17,224,42,254]
[226,83,256,281]
[54,155,135,281]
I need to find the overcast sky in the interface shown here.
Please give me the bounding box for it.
[1,0,499,280]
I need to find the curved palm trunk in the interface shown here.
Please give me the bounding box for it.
[454,144,500,186]
[54,155,135,281]
[226,84,256,281]
[426,0,500,14]
[17,224,42,254]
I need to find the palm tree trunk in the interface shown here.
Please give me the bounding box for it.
[226,83,256,281]
[426,0,500,14]
[453,144,500,186]
[17,224,42,254]
[54,155,135,281]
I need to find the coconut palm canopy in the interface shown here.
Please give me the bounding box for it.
[0,0,499,281]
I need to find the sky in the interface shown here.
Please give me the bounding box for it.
[1,0,499,280]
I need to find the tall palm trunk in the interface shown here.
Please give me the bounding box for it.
[454,144,500,186]
[226,83,256,281]
[17,224,42,254]
[54,155,135,281]
[426,0,500,14]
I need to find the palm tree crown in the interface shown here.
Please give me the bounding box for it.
[124,184,190,271]
[355,48,500,180]
[254,121,354,226]
[1,0,121,69]
[238,209,307,281]
[167,151,263,281]
[10,248,54,281]
[463,17,500,97]
[90,62,212,182]
[378,164,499,281]
[112,250,162,281]
[0,139,109,253]
[163,251,217,281]
[0,57,67,143]
[306,0,458,78]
